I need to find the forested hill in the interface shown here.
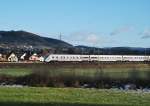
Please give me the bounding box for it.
[0,30,72,49]
[0,30,149,55]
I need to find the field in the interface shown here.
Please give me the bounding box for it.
[0,63,150,106]
[0,68,32,77]
[0,87,150,106]
[0,63,150,87]
[0,63,150,79]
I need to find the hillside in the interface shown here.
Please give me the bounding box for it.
[76,45,150,55]
[0,30,149,55]
[0,30,72,49]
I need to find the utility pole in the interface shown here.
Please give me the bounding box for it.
[144,48,147,64]
[145,48,147,56]
[58,33,62,54]
[59,33,62,41]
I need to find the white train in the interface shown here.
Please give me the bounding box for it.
[45,54,150,62]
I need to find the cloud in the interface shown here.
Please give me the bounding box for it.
[86,34,99,44]
[141,29,150,39]
[70,31,104,46]
[141,35,150,39]
[69,31,117,47]
[110,26,134,36]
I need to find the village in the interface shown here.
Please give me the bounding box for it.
[0,52,45,62]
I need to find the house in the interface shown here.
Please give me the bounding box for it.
[8,53,18,62]
[29,53,39,61]
[0,54,2,59]
[39,56,45,62]
[0,53,6,62]
[20,53,27,61]
[20,52,31,62]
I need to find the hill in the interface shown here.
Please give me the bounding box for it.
[0,30,72,49]
[76,45,150,55]
[0,30,149,55]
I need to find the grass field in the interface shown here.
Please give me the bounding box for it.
[0,66,150,79]
[51,67,150,79]
[0,63,150,87]
[0,68,32,77]
[0,64,150,106]
[0,87,150,106]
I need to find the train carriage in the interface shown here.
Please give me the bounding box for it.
[45,54,82,62]
[80,55,90,61]
[98,55,122,61]
[89,55,99,61]
[122,55,149,61]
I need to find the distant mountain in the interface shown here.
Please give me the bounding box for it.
[0,30,72,49]
[76,45,150,55]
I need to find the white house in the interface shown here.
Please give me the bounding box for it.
[39,56,45,62]
[20,53,27,60]
[0,53,4,61]
[8,53,18,62]
[0,54,2,57]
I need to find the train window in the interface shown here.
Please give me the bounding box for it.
[83,57,89,58]
[91,57,97,59]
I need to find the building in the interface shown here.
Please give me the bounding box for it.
[20,53,27,61]
[39,56,45,62]
[29,53,39,61]
[0,54,6,62]
[8,53,18,62]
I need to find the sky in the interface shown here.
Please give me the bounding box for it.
[0,0,150,47]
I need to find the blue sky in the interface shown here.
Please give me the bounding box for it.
[0,0,150,47]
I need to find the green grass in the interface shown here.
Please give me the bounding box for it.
[0,68,32,77]
[46,67,150,79]
[0,66,150,79]
[0,87,150,106]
